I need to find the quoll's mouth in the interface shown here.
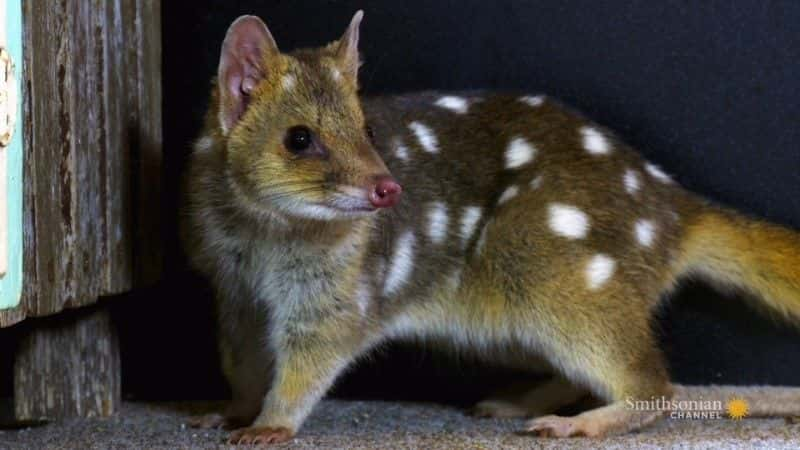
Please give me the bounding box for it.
[326,187,379,214]
[297,181,402,220]
[327,200,376,213]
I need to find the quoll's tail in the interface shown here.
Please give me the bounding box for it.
[676,203,800,323]
[674,385,800,417]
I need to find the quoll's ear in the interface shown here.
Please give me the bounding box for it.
[335,10,364,80]
[218,15,278,133]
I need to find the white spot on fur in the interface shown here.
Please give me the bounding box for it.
[330,67,342,81]
[530,175,543,190]
[435,96,469,114]
[548,204,590,239]
[392,137,410,162]
[426,202,449,244]
[635,219,656,247]
[624,169,641,194]
[519,95,545,107]
[505,137,537,169]
[409,121,439,154]
[194,136,214,153]
[645,163,672,183]
[281,75,296,90]
[497,186,519,205]
[459,206,483,247]
[383,231,416,296]
[581,126,611,155]
[586,254,616,290]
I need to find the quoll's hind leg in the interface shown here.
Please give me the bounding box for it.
[465,200,675,437]
[473,376,589,418]
[525,400,667,438]
[521,343,671,437]
[519,300,672,437]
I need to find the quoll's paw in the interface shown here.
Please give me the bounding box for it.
[227,426,293,445]
[524,415,600,438]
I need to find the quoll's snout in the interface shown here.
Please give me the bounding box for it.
[369,176,402,208]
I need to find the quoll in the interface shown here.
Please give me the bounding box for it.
[183,11,800,444]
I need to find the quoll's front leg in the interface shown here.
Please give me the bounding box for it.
[226,319,368,445]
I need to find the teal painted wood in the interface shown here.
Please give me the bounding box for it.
[0,0,23,309]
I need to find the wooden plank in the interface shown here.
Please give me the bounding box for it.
[65,0,104,309]
[13,307,120,420]
[0,0,162,327]
[103,0,133,293]
[20,0,76,318]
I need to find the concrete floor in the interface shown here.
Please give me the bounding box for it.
[0,400,798,449]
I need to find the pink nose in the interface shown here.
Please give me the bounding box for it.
[369,176,402,208]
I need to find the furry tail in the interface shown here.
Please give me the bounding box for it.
[676,205,800,323]
[674,384,800,418]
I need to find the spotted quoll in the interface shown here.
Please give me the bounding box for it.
[183,11,800,444]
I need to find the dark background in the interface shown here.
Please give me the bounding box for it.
[7,0,794,405]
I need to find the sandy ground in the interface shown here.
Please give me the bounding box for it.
[0,400,798,449]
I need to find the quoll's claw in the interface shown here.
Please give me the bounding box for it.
[227,426,293,445]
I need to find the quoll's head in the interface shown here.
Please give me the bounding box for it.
[215,11,401,220]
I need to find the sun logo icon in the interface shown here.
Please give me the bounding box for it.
[726,398,749,420]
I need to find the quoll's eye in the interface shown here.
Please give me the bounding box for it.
[285,126,312,153]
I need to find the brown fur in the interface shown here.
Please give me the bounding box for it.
[183,12,800,443]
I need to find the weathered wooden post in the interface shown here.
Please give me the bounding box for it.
[0,0,162,420]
